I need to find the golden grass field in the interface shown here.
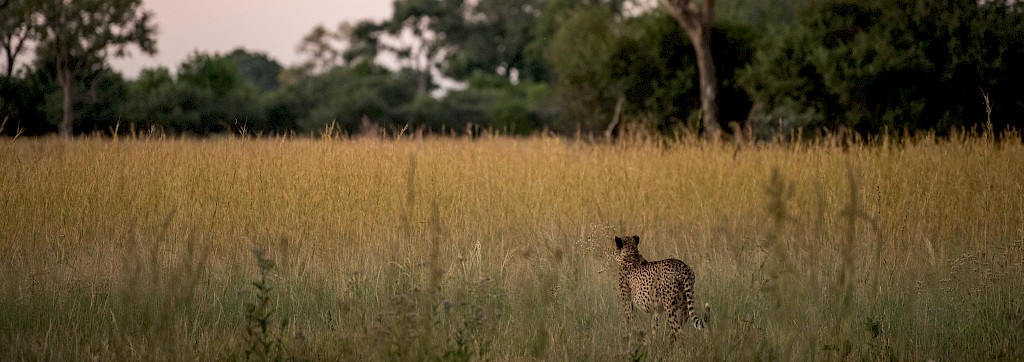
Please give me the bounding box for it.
[1,132,1022,360]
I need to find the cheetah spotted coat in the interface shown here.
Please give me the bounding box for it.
[614,235,706,338]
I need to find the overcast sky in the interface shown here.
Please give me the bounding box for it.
[109,0,392,78]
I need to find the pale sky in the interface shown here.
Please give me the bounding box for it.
[109,0,393,78]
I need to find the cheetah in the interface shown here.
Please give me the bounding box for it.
[613,235,708,339]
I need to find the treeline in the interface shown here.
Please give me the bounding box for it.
[1,0,1022,138]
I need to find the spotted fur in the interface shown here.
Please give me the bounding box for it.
[614,235,708,339]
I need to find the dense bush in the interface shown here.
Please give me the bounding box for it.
[741,0,1024,137]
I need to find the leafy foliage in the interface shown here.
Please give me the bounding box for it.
[0,0,36,77]
[290,64,418,134]
[742,0,1024,136]
[227,49,283,91]
[1,0,1022,137]
[442,0,546,82]
[545,5,754,134]
[545,5,622,133]
[122,52,274,135]
[32,0,156,136]
[0,74,50,135]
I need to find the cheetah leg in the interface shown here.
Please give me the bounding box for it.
[667,306,684,341]
[620,295,637,346]
[619,277,634,331]
[621,298,634,330]
[649,310,659,340]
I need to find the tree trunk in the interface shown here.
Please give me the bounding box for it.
[57,59,74,137]
[417,71,429,95]
[604,95,626,139]
[663,0,721,140]
[690,32,721,140]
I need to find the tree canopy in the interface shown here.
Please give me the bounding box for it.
[33,0,157,136]
[741,0,1024,136]
[1,0,1022,138]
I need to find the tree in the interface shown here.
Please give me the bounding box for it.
[175,52,264,134]
[545,4,753,136]
[296,20,387,75]
[442,0,545,83]
[545,5,623,133]
[618,13,754,134]
[0,0,35,77]
[740,0,1024,136]
[342,20,387,67]
[226,48,283,91]
[385,0,466,94]
[177,52,244,98]
[662,0,723,139]
[121,53,273,135]
[716,0,812,31]
[296,24,346,75]
[291,64,418,133]
[33,0,156,137]
[0,65,50,135]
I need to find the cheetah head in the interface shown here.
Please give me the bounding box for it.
[613,235,642,263]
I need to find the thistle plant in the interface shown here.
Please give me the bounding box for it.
[244,245,288,361]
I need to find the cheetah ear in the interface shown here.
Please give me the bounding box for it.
[633,235,640,245]
[614,236,623,249]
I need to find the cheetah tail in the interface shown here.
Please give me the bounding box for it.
[693,302,710,331]
[702,302,711,329]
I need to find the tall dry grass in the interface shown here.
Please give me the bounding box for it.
[0,132,1021,360]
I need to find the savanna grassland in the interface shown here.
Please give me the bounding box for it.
[1,133,1022,360]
